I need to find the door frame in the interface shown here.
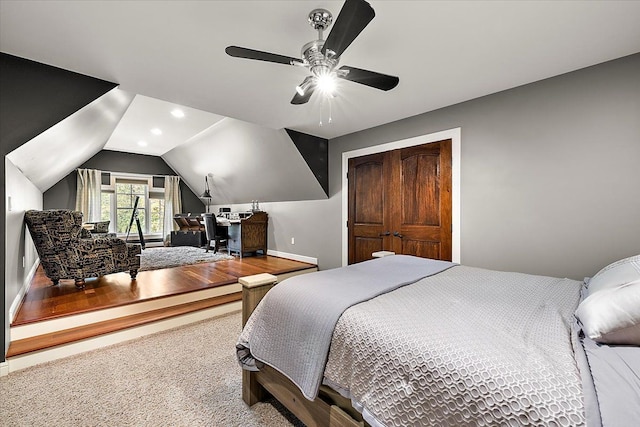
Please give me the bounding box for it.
[341,127,461,266]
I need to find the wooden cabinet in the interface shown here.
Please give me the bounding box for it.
[228,211,268,257]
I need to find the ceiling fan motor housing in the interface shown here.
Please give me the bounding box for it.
[301,40,339,77]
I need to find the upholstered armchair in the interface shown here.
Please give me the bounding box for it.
[25,210,141,288]
[82,220,116,238]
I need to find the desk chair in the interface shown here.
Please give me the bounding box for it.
[202,213,229,253]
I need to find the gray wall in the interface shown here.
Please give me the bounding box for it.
[323,53,639,279]
[162,118,327,205]
[210,54,639,277]
[44,150,204,214]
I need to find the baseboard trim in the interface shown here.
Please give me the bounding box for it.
[9,259,39,324]
[0,361,9,377]
[267,250,317,266]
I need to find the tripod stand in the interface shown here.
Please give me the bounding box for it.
[125,196,146,250]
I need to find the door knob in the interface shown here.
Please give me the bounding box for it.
[393,231,404,238]
[379,231,391,236]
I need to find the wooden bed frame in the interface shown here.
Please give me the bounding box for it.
[240,275,367,427]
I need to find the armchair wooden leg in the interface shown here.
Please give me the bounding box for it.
[74,279,85,289]
[51,278,60,286]
[130,269,138,279]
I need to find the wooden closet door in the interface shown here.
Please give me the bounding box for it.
[348,140,452,264]
[389,140,452,260]
[348,152,391,264]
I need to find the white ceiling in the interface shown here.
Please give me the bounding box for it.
[1,0,640,148]
[104,95,225,156]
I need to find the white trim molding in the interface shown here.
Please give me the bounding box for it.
[9,259,40,323]
[0,361,9,377]
[341,127,462,266]
[267,249,318,266]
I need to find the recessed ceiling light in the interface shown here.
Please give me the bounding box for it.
[150,128,162,135]
[137,140,148,147]
[171,109,185,118]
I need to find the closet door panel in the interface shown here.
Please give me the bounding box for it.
[348,153,389,264]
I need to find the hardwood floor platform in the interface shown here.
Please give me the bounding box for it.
[13,254,315,325]
[6,254,317,371]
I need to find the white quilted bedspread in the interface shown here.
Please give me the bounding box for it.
[322,265,585,427]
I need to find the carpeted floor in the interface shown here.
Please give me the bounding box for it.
[139,246,235,271]
[0,312,303,427]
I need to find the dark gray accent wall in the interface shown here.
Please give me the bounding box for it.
[285,129,329,197]
[1,53,117,362]
[44,150,203,213]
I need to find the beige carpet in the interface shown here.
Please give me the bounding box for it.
[0,312,303,427]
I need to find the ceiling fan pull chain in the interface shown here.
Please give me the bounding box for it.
[318,96,333,127]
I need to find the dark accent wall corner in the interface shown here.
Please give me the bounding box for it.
[285,129,329,197]
[1,53,118,362]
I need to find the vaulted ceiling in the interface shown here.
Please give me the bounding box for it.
[2,1,639,201]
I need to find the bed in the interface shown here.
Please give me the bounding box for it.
[237,254,640,427]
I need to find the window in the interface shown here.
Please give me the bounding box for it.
[149,198,165,234]
[101,173,165,237]
[116,182,146,234]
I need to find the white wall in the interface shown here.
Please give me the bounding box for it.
[4,157,42,352]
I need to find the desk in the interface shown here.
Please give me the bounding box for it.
[227,211,268,258]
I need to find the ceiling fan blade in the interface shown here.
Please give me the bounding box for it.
[225,46,303,66]
[338,66,399,91]
[321,0,375,59]
[291,79,317,105]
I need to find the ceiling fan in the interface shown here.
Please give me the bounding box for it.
[225,0,399,105]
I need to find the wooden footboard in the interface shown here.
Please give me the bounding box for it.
[240,273,365,427]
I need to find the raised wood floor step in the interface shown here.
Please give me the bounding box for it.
[7,292,241,358]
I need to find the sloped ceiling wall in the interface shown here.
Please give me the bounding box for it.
[4,53,329,210]
[162,118,328,204]
[7,88,135,192]
[1,52,121,363]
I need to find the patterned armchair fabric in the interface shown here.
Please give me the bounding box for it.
[25,210,141,288]
[82,220,116,239]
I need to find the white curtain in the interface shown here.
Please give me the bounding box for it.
[75,168,102,222]
[163,176,182,244]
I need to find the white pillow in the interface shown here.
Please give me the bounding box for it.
[575,255,640,345]
[587,254,640,294]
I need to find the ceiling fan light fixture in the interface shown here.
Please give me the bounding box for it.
[296,76,315,96]
[317,73,337,96]
[226,0,398,106]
